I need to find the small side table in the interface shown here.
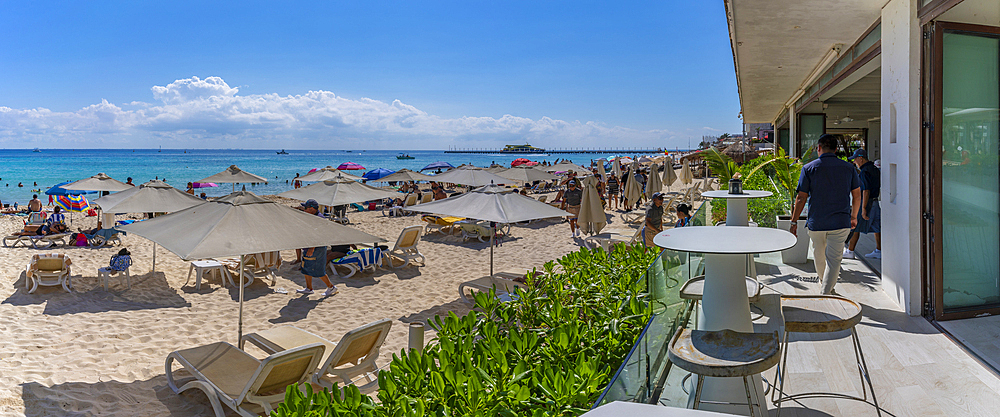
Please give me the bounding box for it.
[97,267,131,291]
[186,260,231,290]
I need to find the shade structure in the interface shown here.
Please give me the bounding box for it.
[680,162,694,185]
[496,166,559,183]
[578,176,606,235]
[46,181,98,196]
[723,140,760,163]
[623,162,644,209]
[197,165,268,192]
[118,191,386,343]
[56,195,90,212]
[94,180,205,213]
[362,168,396,181]
[612,159,622,178]
[377,169,435,183]
[645,163,663,199]
[596,159,608,182]
[545,162,590,173]
[93,180,207,273]
[432,167,510,187]
[61,173,133,192]
[485,166,507,173]
[421,161,454,171]
[277,175,400,207]
[405,184,571,276]
[299,167,363,182]
[337,162,365,170]
[662,162,678,190]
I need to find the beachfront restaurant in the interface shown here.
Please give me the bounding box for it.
[588,0,1000,416]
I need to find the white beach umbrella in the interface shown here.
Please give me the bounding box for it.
[406,184,570,276]
[578,176,606,235]
[61,173,134,192]
[612,159,622,178]
[377,169,435,183]
[197,165,268,192]
[496,166,560,183]
[277,175,400,207]
[662,162,678,191]
[645,163,663,199]
[596,159,608,182]
[119,191,385,343]
[93,180,206,273]
[432,166,511,187]
[545,162,590,173]
[299,166,364,182]
[680,161,694,185]
[623,162,644,209]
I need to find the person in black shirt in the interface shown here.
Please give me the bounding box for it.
[846,149,881,259]
[561,179,583,237]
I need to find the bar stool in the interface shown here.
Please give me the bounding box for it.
[772,295,881,416]
[679,275,763,324]
[668,328,780,417]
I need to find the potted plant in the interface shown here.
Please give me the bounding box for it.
[764,148,808,263]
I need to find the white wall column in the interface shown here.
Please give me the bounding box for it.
[880,0,922,315]
[788,107,798,158]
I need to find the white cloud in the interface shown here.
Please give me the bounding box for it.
[0,76,685,149]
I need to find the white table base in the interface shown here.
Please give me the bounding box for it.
[688,252,766,416]
[726,199,749,227]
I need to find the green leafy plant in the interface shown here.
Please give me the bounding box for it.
[272,244,658,417]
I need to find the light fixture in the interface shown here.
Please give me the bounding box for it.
[799,44,843,91]
[840,112,854,123]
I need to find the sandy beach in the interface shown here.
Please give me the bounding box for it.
[0,185,662,416]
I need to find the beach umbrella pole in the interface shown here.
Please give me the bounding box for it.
[152,243,157,274]
[489,222,495,277]
[238,254,245,348]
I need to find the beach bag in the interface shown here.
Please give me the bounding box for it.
[109,249,132,272]
[75,233,88,246]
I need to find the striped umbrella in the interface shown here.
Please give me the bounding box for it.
[56,194,90,212]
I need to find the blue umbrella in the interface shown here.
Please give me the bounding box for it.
[46,181,99,196]
[363,168,396,181]
[421,161,455,171]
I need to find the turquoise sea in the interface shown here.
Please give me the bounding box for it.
[0,149,655,204]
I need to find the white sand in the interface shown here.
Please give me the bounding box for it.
[0,190,649,416]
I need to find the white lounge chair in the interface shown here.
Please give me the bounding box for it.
[241,319,393,394]
[25,253,72,293]
[420,192,433,204]
[387,225,426,268]
[400,194,419,215]
[3,232,71,249]
[583,227,643,252]
[165,341,325,417]
[458,270,541,304]
[329,247,383,279]
[224,252,282,287]
[459,222,493,243]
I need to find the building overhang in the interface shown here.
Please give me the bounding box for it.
[725,0,884,123]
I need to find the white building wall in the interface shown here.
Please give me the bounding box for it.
[880,0,922,315]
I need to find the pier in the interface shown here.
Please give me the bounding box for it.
[444,147,666,154]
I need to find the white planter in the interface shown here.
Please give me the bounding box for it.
[776,215,810,264]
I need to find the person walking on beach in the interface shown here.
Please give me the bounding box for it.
[789,134,860,295]
[642,193,665,247]
[296,199,338,296]
[28,194,42,212]
[562,179,583,237]
[606,174,620,210]
[845,149,881,259]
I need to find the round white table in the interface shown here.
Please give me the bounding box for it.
[701,190,772,226]
[655,226,795,416]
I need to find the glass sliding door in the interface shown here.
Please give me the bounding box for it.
[933,23,1000,317]
[798,114,826,162]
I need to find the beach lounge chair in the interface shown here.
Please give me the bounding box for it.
[459,221,503,243]
[87,228,124,247]
[420,192,433,204]
[421,215,464,235]
[329,247,383,279]
[165,341,325,417]
[536,195,548,203]
[223,252,282,288]
[3,232,71,249]
[583,227,643,252]
[25,253,72,293]
[386,225,425,268]
[458,270,540,304]
[241,319,392,393]
[400,194,419,215]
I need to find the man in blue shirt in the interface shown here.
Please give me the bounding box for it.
[789,134,861,294]
[845,149,881,259]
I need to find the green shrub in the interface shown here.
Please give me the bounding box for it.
[271,244,658,416]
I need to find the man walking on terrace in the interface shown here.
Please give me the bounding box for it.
[789,134,861,295]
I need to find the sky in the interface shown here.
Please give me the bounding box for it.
[0,1,741,150]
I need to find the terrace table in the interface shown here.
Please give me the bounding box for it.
[655,226,795,416]
[700,190,772,226]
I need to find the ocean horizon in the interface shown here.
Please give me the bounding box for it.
[0,148,689,204]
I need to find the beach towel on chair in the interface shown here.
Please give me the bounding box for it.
[331,247,383,270]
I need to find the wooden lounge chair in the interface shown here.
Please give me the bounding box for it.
[242,319,393,393]
[387,225,425,268]
[25,253,72,293]
[165,341,325,417]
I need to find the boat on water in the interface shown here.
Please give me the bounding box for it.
[32,148,40,153]
[396,153,415,160]
[276,149,289,155]
[501,144,546,153]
